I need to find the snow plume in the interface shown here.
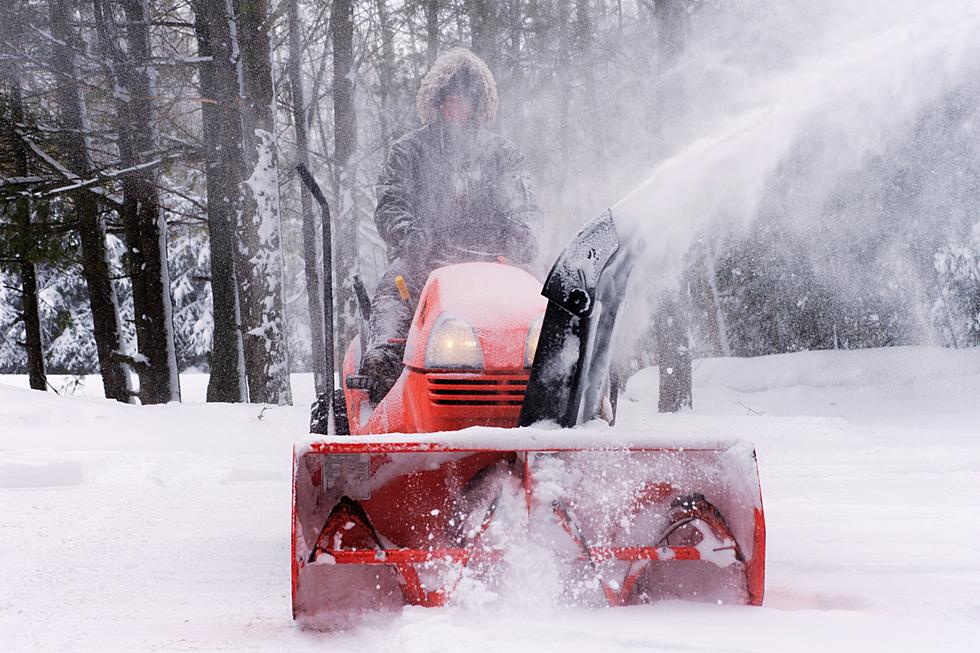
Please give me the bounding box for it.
[587,0,980,349]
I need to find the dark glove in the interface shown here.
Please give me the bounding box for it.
[358,351,403,404]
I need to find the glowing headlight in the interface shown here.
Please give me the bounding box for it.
[425,314,484,369]
[524,315,544,368]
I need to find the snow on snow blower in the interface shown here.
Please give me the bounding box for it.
[292,169,765,621]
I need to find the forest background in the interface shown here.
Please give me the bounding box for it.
[1,0,978,406]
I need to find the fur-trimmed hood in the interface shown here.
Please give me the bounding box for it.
[416,48,498,126]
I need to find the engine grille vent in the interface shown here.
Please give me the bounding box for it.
[426,374,529,407]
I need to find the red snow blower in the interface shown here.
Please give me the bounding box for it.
[292,168,765,622]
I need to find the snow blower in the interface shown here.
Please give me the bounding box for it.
[292,168,765,621]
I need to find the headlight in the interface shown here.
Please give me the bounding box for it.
[524,315,544,368]
[425,314,484,369]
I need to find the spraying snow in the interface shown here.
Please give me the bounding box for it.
[605,0,980,346]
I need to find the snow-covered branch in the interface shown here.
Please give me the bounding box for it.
[6,130,184,206]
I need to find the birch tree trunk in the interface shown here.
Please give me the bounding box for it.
[288,0,327,396]
[94,0,181,404]
[49,0,134,403]
[237,0,291,405]
[331,0,359,370]
[192,0,248,403]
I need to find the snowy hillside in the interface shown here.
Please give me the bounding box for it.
[1,346,978,652]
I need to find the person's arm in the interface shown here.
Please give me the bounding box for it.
[374,138,421,258]
[495,141,542,264]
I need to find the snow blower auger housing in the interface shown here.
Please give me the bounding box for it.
[291,197,766,621]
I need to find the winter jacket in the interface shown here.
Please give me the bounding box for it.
[374,123,541,265]
[374,47,541,266]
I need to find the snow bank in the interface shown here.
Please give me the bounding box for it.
[626,346,980,425]
[628,346,980,396]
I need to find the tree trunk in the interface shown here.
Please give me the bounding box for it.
[496,0,524,146]
[288,0,327,396]
[654,0,688,68]
[655,289,692,412]
[465,0,499,71]
[425,0,439,67]
[575,0,605,166]
[94,0,181,404]
[331,0,359,370]
[652,0,693,412]
[506,0,523,87]
[49,0,134,403]
[555,0,572,209]
[702,238,731,356]
[20,257,46,390]
[375,0,396,152]
[192,0,248,403]
[237,0,291,405]
[4,73,46,391]
[653,0,690,133]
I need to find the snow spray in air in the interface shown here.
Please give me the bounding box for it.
[604,0,980,347]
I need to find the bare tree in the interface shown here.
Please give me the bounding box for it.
[374,0,397,153]
[575,0,606,167]
[192,0,248,403]
[425,0,439,66]
[237,0,292,405]
[653,0,693,412]
[555,0,572,208]
[1,61,46,391]
[288,0,327,396]
[49,0,134,403]
[465,0,499,71]
[331,0,360,367]
[93,0,181,404]
[654,289,693,412]
[695,237,731,357]
[654,0,688,67]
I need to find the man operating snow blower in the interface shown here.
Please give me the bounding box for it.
[292,49,765,622]
[358,48,542,403]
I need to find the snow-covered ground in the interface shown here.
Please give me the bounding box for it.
[1,346,978,652]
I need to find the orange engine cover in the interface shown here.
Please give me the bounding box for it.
[343,262,547,435]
